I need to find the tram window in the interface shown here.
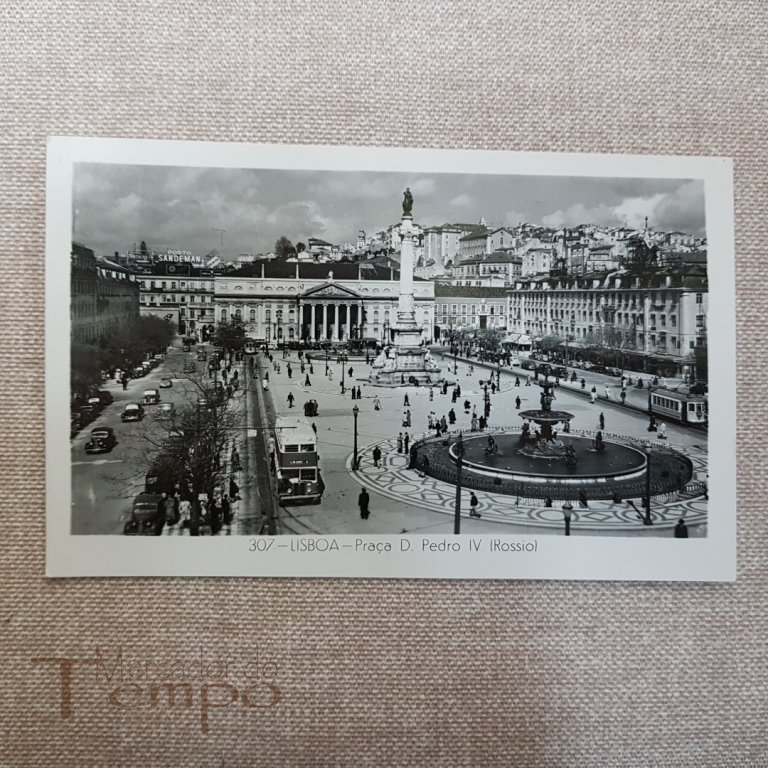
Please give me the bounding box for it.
[300,443,315,452]
[689,403,695,411]
[285,445,299,453]
[300,469,316,480]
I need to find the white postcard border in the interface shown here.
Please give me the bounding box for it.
[46,138,736,580]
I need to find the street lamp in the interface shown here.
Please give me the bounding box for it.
[643,444,653,525]
[453,432,464,535]
[325,348,329,376]
[562,501,573,536]
[453,350,458,376]
[352,404,360,470]
[341,355,346,394]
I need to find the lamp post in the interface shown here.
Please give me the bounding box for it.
[643,444,653,525]
[453,350,458,376]
[453,432,464,535]
[497,358,502,387]
[341,354,346,395]
[325,348,329,376]
[352,404,360,470]
[562,501,573,536]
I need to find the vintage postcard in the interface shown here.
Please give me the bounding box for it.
[46,138,735,579]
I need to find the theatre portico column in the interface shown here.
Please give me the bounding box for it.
[310,304,317,340]
[345,303,351,341]
[322,303,328,340]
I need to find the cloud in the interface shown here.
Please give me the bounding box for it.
[504,209,528,227]
[651,180,705,235]
[541,202,616,229]
[449,193,473,207]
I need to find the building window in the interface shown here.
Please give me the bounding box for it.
[671,315,677,327]
[696,293,703,304]
[171,282,177,290]
[221,309,227,322]
[250,309,256,322]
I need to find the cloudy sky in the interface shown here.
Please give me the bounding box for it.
[73,163,705,259]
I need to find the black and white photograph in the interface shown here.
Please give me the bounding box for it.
[46,139,735,579]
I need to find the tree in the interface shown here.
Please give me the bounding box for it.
[296,242,306,253]
[140,240,148,256]
[275,236,295,259]
[71,342,107,400]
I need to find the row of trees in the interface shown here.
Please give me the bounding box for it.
[71,316,175,401]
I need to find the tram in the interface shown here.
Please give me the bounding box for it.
[273,416,324,504]
[649,387,708,425]
[243,339,258,355]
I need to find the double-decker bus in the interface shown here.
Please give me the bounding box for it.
[649,387,708,425]
[273,417,324,504]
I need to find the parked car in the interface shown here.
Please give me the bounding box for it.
[183,362,196,374]
[142,389,160,405]
[159,377,173,388]
[156,402,175,420]
[153,353,164,361]
[86,396,103,413]
[132,366,146,378]
[84,427,116,454]
[97,390,114,406]
[121,403,145,422]
[520,360,534,370]
[123,493,165,536]
[553,366,568,378]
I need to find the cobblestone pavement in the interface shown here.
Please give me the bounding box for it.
[348,434,708,532]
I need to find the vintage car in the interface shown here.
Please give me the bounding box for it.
[84,427,116,454]
[153,353,164,361]
[159,376,173,388]
[123,493,165,536]
[86,396,103,413]
[97,390,114,406]
[121,402,145,422]
[142,389,161,405]
[161,433,187,457]
[183,361,196,374]
[155,402,175,420]
[132,366,146,378]
[197,349,207,361]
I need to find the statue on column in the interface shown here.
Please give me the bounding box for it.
[402,188,413,216]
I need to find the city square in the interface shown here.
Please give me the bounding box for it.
[68,165,709,539]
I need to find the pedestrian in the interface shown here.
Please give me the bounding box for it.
[406,409,412,427]
[469,492,481,518]
[442,382,448,395]
[599,412,605,430]
[674,518,689,538]
[464,399,471,413]
[356,386,361,400]
[397,433,403,453]
[404,432,410,453]
[358,487,370,520]
[525,376,531,386]
[491,382,496,394]
[310,364,314,374]
[348,384,353,398]
[262,378,270,391]
[287,365,292,379]
[479,415,486,430]
[402,411,408,427]
[305,374,311,386]
[372,445,382,468]
[222,495,232,527]
[440,415,447,433]
[301,363,305,373]
[648,415,657,432]
[451,391,458,404]
[456,385,461,398]
[658,422,667,440]
[179,497,192,529]
[311,422,317,435]
[620,390,626,405]
[328,369,333,380]
[427,412,434,429]
[373,396,381,411]
[404,393,410,407]
[429,388,434,401]
[515,395,521,410]
[448,408,456,425]
[348,366,353,378]
[287,392,295,408]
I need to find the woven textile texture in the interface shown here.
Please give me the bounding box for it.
[1,1,766,765]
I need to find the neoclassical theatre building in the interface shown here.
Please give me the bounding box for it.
[214,261,435,344]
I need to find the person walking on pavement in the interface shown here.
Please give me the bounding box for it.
[429,388,434,401]
[590,386,597,404]
[287,392,295,408]
[311,422,317,435]
[674,518,689,538]
[658,422,667,440]
[397,433,403,453]
[403,432,410,453]
[448,408,456,425]
[515,376,520,387]
[604,385,610,400]
[372,445,382,468]
[305,374,311,386]
[515,395,521,410]
[373,396,381,411]
[469,492,481,518]
[121,374,128,391]
[599,411,605,430]
[348,366,353,378]
[356,386,361,400]
[287,365,292,379]
[404,393,410,407]
[440,415,447,434]
[358,488,370,520]
[620,390,626,405]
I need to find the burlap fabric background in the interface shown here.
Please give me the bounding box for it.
[1,1,765,765]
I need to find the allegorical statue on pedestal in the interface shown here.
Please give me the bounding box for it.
[402,187,413,215]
